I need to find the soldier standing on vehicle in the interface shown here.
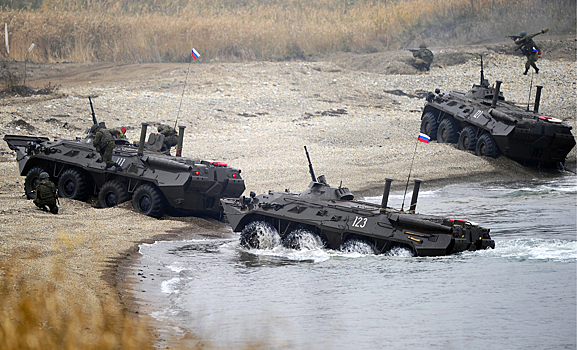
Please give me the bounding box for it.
[411,44,434,72]
[91,124,122,171]
[157,124,179,152]
[514,28,548,75]
[33,172,58,214]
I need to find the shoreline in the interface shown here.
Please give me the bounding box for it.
[1,46,575,345]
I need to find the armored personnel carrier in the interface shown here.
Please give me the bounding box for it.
[420,56,575,167]
[221,147,494,257]
[4,103,244,218]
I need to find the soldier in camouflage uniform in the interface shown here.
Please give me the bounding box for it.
[514,28,548,75]
[91,124,122,171]
[157,124,179,153]
[33,172,58,214]
[411,44,434,71]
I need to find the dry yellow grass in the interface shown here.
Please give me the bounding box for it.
[1,0,573,63]
[0,263,155,350]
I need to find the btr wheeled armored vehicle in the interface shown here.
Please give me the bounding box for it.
[4,107,245,218]
[420,56,575,167]
[221,147,494,257]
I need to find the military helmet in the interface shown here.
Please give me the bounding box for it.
[520,31,527,37]
[39,172,49,179]
[90,124,99,133]
[157,125,164,132]
[419,43,427,49]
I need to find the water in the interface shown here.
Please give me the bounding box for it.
[132,175,577,349]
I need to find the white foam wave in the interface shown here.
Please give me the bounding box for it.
[161,277,181,294]
[479,238,577,262]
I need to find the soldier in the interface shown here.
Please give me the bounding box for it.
[157,124,179,152]
[411,44,434,72]
[33,172,58,214]
[91,124,122,171]
[514,28,548,75]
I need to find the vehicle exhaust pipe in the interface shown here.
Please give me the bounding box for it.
[176,125,186,157]
[534,85,543,114]
[409,179,422,213]
[380,178,393,213]
[138,122,149,156]
[491,80,502,108]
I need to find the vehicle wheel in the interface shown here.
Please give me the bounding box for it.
[437,117,459,143]
[420,112,439,141]
[24,166,47,199]
[458,126,478,151]
[240,221,280,249]
[475,133,499,158]
[282,228,324,250]
[99,180,129,208]
[339,238,377,254]
[58,168,89,200]
[132,184,165,218]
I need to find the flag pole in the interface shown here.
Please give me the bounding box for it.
[401,139,419,211]
[401,133,429,211]
[174,52,193,130]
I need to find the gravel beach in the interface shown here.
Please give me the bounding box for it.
[1,40,575,344]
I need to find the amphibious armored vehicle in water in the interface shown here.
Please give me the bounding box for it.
[221,147,494,257]
[4,101,245,218]
[420,56,575,167]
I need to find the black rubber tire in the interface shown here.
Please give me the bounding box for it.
[339,238,378,254]
[240,221,279,249]
[420,112,439,141]
[99,180,129,208]
[458,126,478,151]
[24,166,46,199]
[132,184,165,218]
[437,117,460,144]
[475,133,499,158]
[58,168,89,200]
[282,228,324,250]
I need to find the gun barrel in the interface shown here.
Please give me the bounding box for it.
[304,146,316,182]
[88,97,98,125]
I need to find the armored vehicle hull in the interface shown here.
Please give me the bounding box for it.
[420,59,575,167]
[4,123,244,218]
[222,172,494,257]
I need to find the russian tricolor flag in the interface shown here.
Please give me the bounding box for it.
[418,133,430,143]
[191,48,200,59]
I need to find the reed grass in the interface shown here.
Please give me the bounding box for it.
[0,0,574,63]
[0,264,155,350]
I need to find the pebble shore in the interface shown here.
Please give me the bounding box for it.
[0,47,575,342]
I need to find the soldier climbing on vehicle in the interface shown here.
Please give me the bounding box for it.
[510,28,549,75]
[409,44,434,72]
[91,124,122,171]
[157,124,179,153]
[33,172,58,214]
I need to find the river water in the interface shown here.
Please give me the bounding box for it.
[132,174,576,349]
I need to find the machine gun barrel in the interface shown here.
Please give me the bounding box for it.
[88,96,98,125]
[407,48,419,52]
[304,146,316,182]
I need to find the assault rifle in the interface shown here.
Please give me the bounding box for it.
[506,35,523,41]
[407,48,419,53]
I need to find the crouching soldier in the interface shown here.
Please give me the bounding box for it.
[91,124,122,171]
[34,172,58,214]
[157,124,179,153]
